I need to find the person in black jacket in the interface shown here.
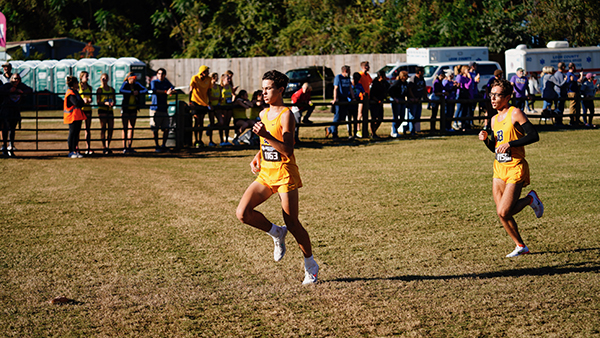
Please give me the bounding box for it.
[369,70,390,139]
[0,73,32,157]
[388,71,409,137]
[119,74,148,153]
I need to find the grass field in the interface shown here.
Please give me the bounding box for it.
[1,128,599,337]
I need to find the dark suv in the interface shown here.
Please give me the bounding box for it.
[284,66,335,98]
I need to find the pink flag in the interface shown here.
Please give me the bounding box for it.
[0,12,6,48]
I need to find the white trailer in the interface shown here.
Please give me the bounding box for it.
[407,46,489,64]
[505,42,600,79]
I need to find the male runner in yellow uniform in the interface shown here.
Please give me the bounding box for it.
[478,78,544,258]
[236,70,319,284]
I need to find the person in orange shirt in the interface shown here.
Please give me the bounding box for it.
[236,70,319,285]
[478,78,544,258]
[189,65,213,147]
[63,76,88,158]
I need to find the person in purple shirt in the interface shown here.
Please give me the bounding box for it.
[455,65,474,130]
[510,68,529,111]
[430,72,445,131]
[442,71,457,131]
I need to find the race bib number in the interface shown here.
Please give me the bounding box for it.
[261,144,281,162]
[495,149,512,163]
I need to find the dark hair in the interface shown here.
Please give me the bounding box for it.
[490,78,513,97]
[352,72,361,83]
[157,68,167,75]
[262,70,288,89]
[66,76,78,88]
[377,69,387,79]
[237,89,248,99]
[341,65,350,73]
[252,90,263,101]
[416,66,424,73]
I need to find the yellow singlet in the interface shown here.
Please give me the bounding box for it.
[492,106,530,186]
[256,107,302,193]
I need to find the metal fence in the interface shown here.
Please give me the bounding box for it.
[2,92,597,155]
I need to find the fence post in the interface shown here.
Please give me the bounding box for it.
[362,96,370,138]
[175,94,183,151]
[440,95,446,133]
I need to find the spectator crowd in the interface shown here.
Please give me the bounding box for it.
[0,59,598,158]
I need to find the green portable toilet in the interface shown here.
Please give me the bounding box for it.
[35,60,58,91]
[53,59,77,98]
[35,60,58,109]
[90,58,116,90]
[17,60,40,89]
[112,57,147,106]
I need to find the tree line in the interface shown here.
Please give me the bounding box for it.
[2,0,599,63]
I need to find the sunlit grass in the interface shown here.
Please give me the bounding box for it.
[0,125,599,336]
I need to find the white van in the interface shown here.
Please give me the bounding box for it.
[422,60,502,92]
[374,62,420,83]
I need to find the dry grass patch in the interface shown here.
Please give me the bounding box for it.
[1,129,599,337]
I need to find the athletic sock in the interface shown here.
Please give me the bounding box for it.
[268,223,281,237]
[304,255,317,268]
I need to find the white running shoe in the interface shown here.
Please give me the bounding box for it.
[302,263,319,285]
[272,226,287,262]
[527,190,544,218]
[506,245,530,258]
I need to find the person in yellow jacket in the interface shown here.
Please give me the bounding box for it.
[478,78,544,258]
[78,71,94,154]
[236,70,319,285]
[64,76,88,158]
[189,65,213,147]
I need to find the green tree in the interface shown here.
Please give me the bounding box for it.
[525,0,600,47]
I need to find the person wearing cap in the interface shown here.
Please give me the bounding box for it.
[1,62,13,85]
[510,67,529,112]
[119,73,148,154]
[580,73,596,127]
[189,65,213,147]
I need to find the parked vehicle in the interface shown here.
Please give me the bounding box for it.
[422,60,502,92]
[407,46,489,65]
[505,42,600,79]
[284,66,334,98]
[374,62,419,84]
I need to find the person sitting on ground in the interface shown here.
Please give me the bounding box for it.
[250,90,267,121]
[291,83,314,143]
[0,73,33,157]
[149,68,175,152]
[291,82,314,124]
[231,90,255,145]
